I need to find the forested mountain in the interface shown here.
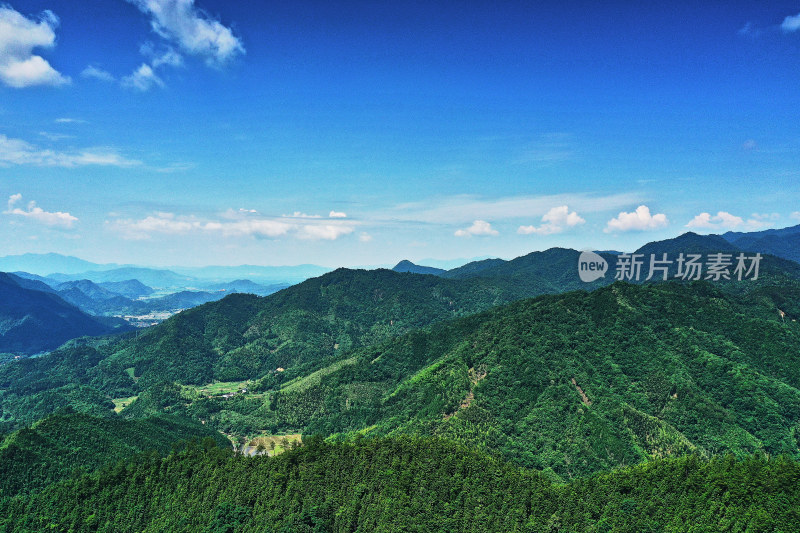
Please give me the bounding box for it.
[0,273,129,355]
[0,412,228,497]
[97,279,155,299]
[54,280,136,316]
[2,436,797,532]
[202,280,290,296]
[722,223,800,264]
[159,281,797,479]
[0,234,798,528]
[443,232,800,288]
[3,275,799,481]
[392,259,447,275]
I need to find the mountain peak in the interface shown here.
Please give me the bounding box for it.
[391,260,446,276]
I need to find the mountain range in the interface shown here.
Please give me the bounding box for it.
[1,225,799,530]
[0,273,129,355]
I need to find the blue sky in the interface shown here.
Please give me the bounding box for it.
[1,1,799,267]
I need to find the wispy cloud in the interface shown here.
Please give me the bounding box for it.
[390,192,643,225]
[54,118,86,124]
[0,134,141,168]
[455,220,498,238]
[517,205,585,235]
[121,64,164,91]
[107,209,357,241]
[791,211,800,221]
[4,194,77,228]
[140,42,183,68]
[127,0,244,66]
[514,133,572,166]
[38,131,73,141]
[686,211,774,231]
[81,65,115,82]
[604,205,668,233]
[329,210,347,218]
[0,6,70,88]
[781,12,800,32]
[738,21,762,38]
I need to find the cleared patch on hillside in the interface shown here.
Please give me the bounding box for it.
[281,357,357,393]
[241,433,302,456]
[444,365,487,420]
[112,396,138,413]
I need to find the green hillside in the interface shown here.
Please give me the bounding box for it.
[85,280,800,481]
[2,436,798,532]
[0,264,577,433]
[0,411,229,497]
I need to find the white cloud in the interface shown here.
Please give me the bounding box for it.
[685,211,774,232]
[517,205,585,235]
[751,212,780,222]
[121,63,164,91]
[390,192,643,225]
[108,210,357,241]
[4,194,77,228]
[455,220,499,238]
[0,134,141,167]
[781,13,800,32]
[54,117,86,124]
[127,0,244,66]
[359,232,373,242]
[81,65,115,82]
[791,211,800,221]
[140,42,183,68]
[742,139,757,151]
[686,211,742,230]
[283,211,322,219]
[38,131,73,141]
[329,210,347,218]
[0,6,70,88]
[604,205,668,233]
[297,224,354,240]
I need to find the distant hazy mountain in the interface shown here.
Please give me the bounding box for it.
[5,273,57,294]
[130,290,228,313]
[721,223,800,265]
[201,279,290,296]
[52,280,134,316]
[0,253,109,276]
[0,254,331,285]
[169,264,331,283]
[55,280,125,301]
[0,273,128,354]
[48,267,195,288]
[97,279,154,299]
[391,260,446,276]
[9,271,58,288]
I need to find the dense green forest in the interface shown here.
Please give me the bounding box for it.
[0,412,228,497]
[3,280,798,483]
[2,436,798,532]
